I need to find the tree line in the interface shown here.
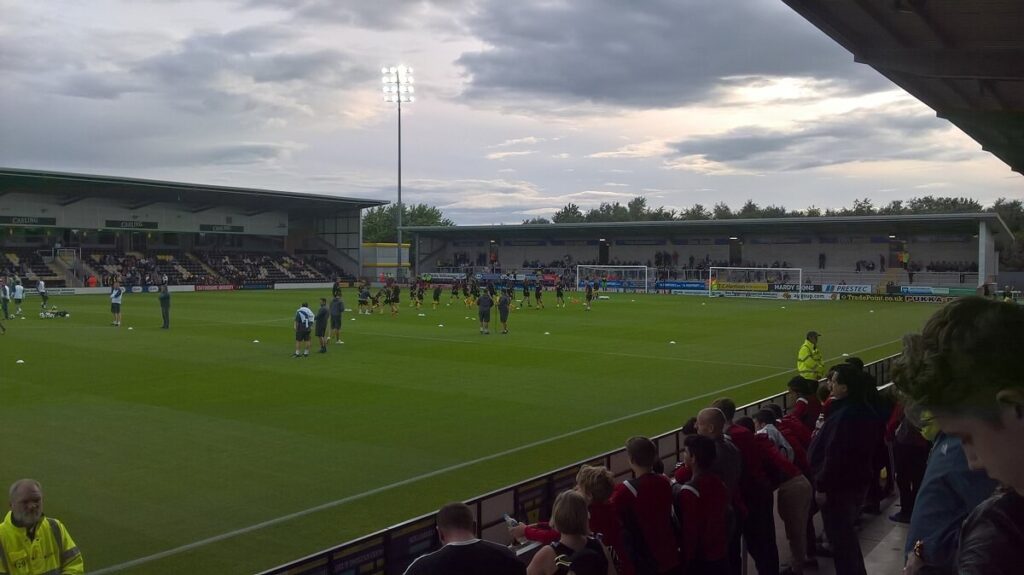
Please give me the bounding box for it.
[520,196,1024,229]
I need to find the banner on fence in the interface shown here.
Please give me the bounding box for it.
[712,281,769,292]
[272,282,333,290]
[196,284,236,292]
[821,284,872,293]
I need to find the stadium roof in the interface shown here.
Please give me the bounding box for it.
[780,0,1024,175]
[403,213,1014,245]
[0,167,386,216]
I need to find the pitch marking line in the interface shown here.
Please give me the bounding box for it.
[91,339,899,574]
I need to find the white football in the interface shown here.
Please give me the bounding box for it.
[544,332,550,335]
[16,360,24,364]
[669,341,676,344]
[127,327,133,330]
[66,313,71,318]
[253,340,260,343]
[438,324,444,327]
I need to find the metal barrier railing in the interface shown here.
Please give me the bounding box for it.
[259,353,901,575]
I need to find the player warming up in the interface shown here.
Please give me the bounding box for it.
[477,289,493,335]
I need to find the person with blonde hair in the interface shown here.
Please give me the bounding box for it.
[527,490,616,575]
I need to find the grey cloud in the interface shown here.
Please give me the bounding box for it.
[130,25,374,114]
[458,0,887,108]
[244,0,471,31]
[668,105,975,171]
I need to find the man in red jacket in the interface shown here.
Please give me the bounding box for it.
[611,436,681,575]
[713,398,780,575]
[677,434,729,575]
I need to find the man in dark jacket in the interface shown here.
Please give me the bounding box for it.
[894,297,1024,574]
[808,364,882,575]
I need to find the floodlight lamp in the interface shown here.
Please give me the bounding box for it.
[381,67,388,74]
[407,67,413,74]
[888,234,896,239]
[409,96,415,102]
[408,86,415,94]
[389,66,397,73]
[729,236,739,240]
[407,76,414,84]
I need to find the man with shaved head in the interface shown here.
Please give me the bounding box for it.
[0,479,83,574]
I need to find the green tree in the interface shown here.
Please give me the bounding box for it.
[737,200,761,219]
[522,217,551,224]
[712,202,734,219]
[627,196,648,221]
[877,200,906,215]
[361,203,454,243]
[682,204,711,220]
[586,202,630,222]
[906,196,983,214]
[552,203,586,223]
[803,205,822,217]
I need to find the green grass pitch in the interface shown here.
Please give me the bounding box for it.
[0,289,938,574]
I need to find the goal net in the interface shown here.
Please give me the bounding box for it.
[575,265,650,293]
[709,266,804,300]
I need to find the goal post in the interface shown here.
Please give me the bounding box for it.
[708,266,804,300]
[575,265,650,293]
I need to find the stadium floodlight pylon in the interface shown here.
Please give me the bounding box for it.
[575,265,650,293]
[708,266,804,299]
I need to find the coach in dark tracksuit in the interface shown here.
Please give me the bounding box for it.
[808,364,884,575]
[158,284,171,329]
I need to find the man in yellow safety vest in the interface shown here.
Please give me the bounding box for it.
[0,479,83,575]
[797,330,825,381]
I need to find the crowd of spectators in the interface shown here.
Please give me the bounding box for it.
[923,260,978,273]
[409,301,1022,575]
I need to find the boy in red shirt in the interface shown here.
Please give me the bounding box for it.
[611,436,681,575]
[676,434,729,575]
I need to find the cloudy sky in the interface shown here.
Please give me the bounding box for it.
[1,0,1019,224]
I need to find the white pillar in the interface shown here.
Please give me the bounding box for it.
[978,221,997,288]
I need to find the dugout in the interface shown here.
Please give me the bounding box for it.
[0,168,385,286]
[403,213,1014,291]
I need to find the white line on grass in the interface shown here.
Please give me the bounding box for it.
[91,339,899,574]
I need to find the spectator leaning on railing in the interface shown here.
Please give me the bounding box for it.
[893,297,1024,574]
[404,502,524,575]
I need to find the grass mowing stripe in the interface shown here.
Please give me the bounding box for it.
[90,339,895,574]
[356,329,788,370]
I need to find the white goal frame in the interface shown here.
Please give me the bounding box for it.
[708,266,804,299]
[575,265,650,293]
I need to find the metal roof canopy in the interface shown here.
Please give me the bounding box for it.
[404,213,1013,246]
[0,168,386,217]
[780,0,1024,175]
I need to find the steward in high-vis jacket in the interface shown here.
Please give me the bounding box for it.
[797,331,825,381]
[0,479,83,575]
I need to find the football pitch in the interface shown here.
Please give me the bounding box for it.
[0,289,938,574]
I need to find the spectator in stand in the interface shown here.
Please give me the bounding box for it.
[673,409,743,574]
[676,434,729,575]
[526,490,617,575]
[788,377,822,431]
[404,502,524,575]
[611,436,680,575]
[807,364,883,575]
[711,398,780,575]
[893,297,1024,573]
[754,410,813,575]
[887,402,931,524]
[510,465,630,574]
[900,432,997,575]
[796,332,824,381]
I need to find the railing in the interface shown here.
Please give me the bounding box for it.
[258,354,901,575]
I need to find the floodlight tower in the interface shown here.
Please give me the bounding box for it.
[382,65,415,281]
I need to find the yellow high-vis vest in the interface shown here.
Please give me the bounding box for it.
[0,512,83,575]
